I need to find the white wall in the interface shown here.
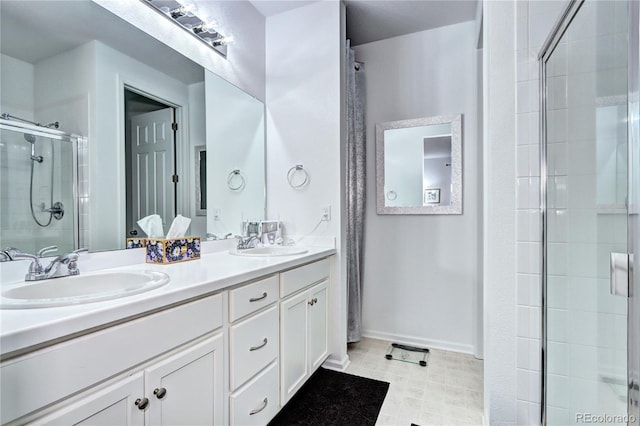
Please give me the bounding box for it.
[0,54,34,120]
[92,0,265,101]
[205,70,265,237]
[483,1,517,423]
[353,21,480,354]
[265,1,347,368]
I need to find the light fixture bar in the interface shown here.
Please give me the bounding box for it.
[141,0,230,58]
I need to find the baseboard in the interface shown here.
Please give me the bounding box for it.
[362,329,475,355]
[322,354,351,372]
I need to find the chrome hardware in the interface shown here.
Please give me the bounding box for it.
[43,201,64,220]
[249,398,268,416]
[249,338,268,351]
[135,397,149,410]
[37,245,58,257]
[249,292,268,303]
[153,387,167,399]
[2,248,46,280]
[236,235,261,250]
[313,297,318,304]
[610,252,630,297]
[130,229,138,236]
[308,299,315,306]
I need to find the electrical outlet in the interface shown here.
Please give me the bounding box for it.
[321,205,331,221]
[213,208,221,221]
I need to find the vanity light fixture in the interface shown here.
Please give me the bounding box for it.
[141,0,230,57]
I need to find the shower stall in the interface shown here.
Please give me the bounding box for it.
[541,0,639,424]
[0,118,78,255]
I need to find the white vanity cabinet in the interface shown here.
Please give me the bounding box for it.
[1,294,225,426]
[33,334,224,426]
[279,259,330,405]
[228,275,280,425]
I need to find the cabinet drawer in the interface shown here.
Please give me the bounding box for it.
[280,258,330,298]
[230,305,279,390]
[229,275,278,322]
[230,362,279,426]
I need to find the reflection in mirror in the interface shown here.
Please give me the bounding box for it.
[0,0,265,254]
[195,145,207,216]
[376,114,462,214]
[205,71,265,237]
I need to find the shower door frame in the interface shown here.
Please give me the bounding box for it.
[0,119,81,252]
[539,0,640,424]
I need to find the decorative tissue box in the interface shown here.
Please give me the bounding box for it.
[126,238,147,249]
[145,237,201,264]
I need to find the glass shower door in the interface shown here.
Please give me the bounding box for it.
[543,0,631,424]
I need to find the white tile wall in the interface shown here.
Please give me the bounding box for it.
[517,1,630,424]
[515,2,568,424]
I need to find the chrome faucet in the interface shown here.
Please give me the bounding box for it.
[236,234,262,250]
[1,246,87,281]
[43,248,87,279]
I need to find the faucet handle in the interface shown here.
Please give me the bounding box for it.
[73,248,89,254]
[37,245,58,257]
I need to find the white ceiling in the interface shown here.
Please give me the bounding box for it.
[249,0,478,46]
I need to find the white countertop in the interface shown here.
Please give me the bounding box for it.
[0,246,335,357]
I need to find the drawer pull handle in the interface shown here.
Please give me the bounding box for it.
[249,338,268,351]
[153,387,167,399]
[249,292,268,303]
[249,398,268,416]
[135,397,149,410]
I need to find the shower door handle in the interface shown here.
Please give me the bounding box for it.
[610,252,630,297]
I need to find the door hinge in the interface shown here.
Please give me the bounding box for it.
[171,122,178,131]
[172,175,179,183]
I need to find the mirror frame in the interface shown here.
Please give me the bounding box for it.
[376,114,463,215]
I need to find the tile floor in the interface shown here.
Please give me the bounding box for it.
[346,338,484,426]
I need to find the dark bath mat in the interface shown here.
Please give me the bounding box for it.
[268,367,390,426]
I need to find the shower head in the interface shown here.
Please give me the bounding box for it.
[24,133,36,144]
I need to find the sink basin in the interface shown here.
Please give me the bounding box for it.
[229,246,308,257]
[0,270,170,309]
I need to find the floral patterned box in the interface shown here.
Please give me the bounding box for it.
[145,237,201,264]
[126,238,147,249]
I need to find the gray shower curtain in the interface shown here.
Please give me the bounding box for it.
[346,41,366,343]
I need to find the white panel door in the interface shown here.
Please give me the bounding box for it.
[280,290,309,405]
[37,372,144,426]
[129,108,174,237]
[145,334,223,426]
[308,280,329,371]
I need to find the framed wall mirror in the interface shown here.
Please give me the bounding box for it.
[376,114,462,215]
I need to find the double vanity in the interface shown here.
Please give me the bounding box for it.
[0,246,335,425]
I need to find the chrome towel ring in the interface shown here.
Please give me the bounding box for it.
[386,190,397,201]
[287,165,310,189]
[227,169,245,191]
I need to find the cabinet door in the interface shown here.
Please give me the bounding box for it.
[280,290,309,404]
[36,372,145,426]
[145,334,223,426]
[308,280,329,371]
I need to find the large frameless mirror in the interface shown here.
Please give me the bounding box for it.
[376,114,462,214]
[0,0,266,254]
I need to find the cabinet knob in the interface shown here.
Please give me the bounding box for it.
[153,387,167,399]
[135,397,149,410]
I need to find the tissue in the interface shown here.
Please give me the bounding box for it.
[137,214,164,238]
[165,214,191,239]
